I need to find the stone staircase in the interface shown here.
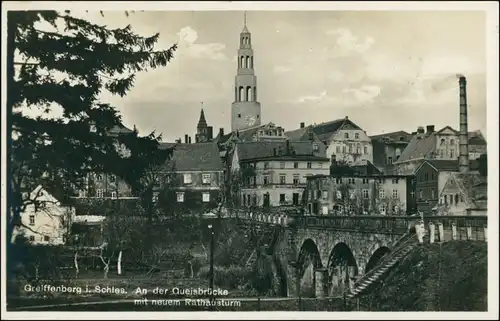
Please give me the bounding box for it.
[346,233,419,299]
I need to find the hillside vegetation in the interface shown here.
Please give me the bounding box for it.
[359,241,487,311]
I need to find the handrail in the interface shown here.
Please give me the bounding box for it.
[349,233,417,290]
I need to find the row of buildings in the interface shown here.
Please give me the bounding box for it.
[15,16,488,246]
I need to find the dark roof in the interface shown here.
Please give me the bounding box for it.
[312,118,354,141]
[235,141,325,161]
[240,155,329,162]
[285,126,317,141]
[427,160,459,171]
[396,133,436,163]
[160,142,223,172]
[107,124,134,135]
[370,130,412,142]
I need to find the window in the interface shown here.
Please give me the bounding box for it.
[238,114,241,118]
[356,146,360,154]
[96,174,103,181]
[348,178,355,184]
[264,162,270,169]
[201,174,211,184]
[392,189,398,198]
[336,146,341,153]
[263,175,270,185]
[344,133,349,139]
[307,162,312,169]
[362,179,368,184]
[44,235,50,242]
[387,157,393,164]
[183,173,192,184]
[322,205,329,215]
[450,194,454,205]
[364,146,368,154]
[280,175,286,184]
[362,189,369,199]
[392,178,399,184]
[322,190,328,200]
[450,149,454,158]
[419,189,423,200]
[202,192,210,203]
[29,236,35,242]
[440,149,444,158]
[111,191,117,199]
[336,178,342,184]
[293,175,300,185]
[97,189,104,198]
[109,175,116,183]
[450,139,455,145]
[455,194,459,204]
[380,204,387,215]
[313,143,319,151]
[440,138,445,145]
[280,162,285,169]
[308,190,312,199]
[379,189,385,199]
[29,215,35,226]
[444,195,448,204]
[279,194,286,203]
[342,146,346,153]
[431,189,435,199]
[176,192,185,203]
[336,191,342,199]
[348,144,353,153]
[293,162,299,169]
[355,133,359,139]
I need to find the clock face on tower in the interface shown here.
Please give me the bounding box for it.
[245,115,256,126]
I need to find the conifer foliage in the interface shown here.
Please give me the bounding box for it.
[7,11,177,244]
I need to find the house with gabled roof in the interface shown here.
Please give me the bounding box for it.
[11,185,75,246]
[285,116,373,166]
[370,130,413,173]
[159,142,224,212]
[435,172,487,216]
[230,140,329,207]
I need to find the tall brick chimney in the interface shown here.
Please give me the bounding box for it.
[458,75,469,174]
[184,134,188,144]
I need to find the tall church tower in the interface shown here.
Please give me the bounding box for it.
[231,12,262,132]
[195,104,213,143]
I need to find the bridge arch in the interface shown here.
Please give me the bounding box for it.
[365,246,391,274]
[326,242,358,296]
[297,238,322,297]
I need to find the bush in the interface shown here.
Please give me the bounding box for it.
[197,265,253,290]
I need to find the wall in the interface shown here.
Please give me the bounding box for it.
[80,173,133,198]
[435,133,458,160]
[415,162,439,212]
[241,186,305,207]
[326,128,373,164]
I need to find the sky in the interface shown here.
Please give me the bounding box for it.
[39,10,490,142]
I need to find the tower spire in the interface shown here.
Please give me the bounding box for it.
[244,11,247,27]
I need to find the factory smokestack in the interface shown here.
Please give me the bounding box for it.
[458,75,469,174]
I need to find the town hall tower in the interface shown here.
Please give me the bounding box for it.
[231,13,262,132]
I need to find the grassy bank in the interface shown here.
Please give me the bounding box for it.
[358,241,487,311]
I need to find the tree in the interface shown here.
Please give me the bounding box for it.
[7,10,177,264]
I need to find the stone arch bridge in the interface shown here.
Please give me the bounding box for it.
[229,211,487,298]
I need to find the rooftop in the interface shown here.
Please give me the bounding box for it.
[160,142,223,172]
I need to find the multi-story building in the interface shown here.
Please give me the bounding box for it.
[304,168,417,216]
[11,185,75,245]
[230,140,329,207]
[370,130,413,173]
[436,172,487,216]
[394,125,487,175]
[287,117,373,165]
[160,142,224,212]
